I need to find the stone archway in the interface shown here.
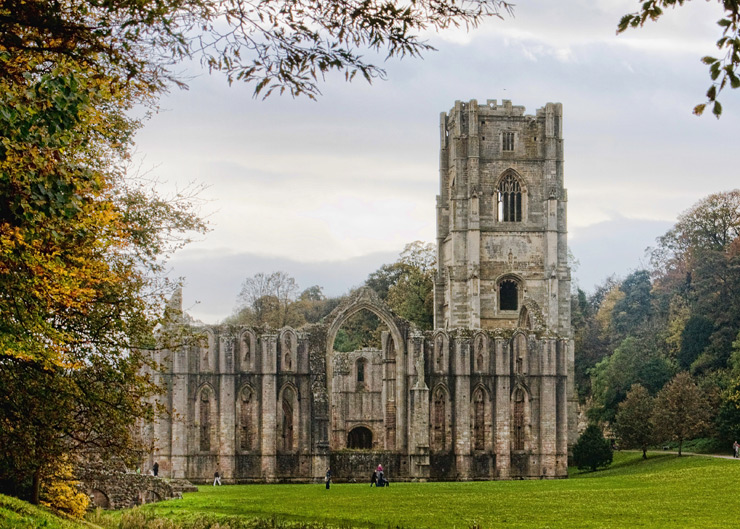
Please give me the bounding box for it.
[347,426,373,449]
[324,287,407,452]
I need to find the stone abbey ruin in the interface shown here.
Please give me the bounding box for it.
[143,99,577,482]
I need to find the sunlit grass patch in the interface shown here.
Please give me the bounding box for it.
[94,452,740,529]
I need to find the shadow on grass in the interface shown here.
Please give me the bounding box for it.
[570,452,677,479]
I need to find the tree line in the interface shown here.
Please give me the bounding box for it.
[225,241,435,351]
[574,190,740,457]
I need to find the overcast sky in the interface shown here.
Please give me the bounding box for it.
[134,0,740,323]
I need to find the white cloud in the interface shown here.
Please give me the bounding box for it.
[134,0,740,320]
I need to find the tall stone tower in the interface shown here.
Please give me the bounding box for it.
[435,99,570,334]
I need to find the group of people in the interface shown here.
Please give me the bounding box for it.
[370,464,389,487]
[323,464,389,489]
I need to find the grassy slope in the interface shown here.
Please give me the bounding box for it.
[129,452,740,529]
[0,494,98,529]
[4,453,739,529]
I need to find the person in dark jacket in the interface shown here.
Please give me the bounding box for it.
[325,468,332,489]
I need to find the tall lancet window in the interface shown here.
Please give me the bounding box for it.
[282,387,295,452]
[513,388,526,451]
[199,388,211,452]
[473,389,485,451]
[497,173,522,222]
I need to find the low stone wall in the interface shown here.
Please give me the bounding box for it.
[77,467,198,509]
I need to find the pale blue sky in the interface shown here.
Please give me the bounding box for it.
[134,0,740,322]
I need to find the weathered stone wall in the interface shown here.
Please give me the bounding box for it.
[77,467,197,509]
[142,99,574,484]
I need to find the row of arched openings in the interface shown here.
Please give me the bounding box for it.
[432,331,530,375]
[195,384,298,454]
[430,385,528,453]
[197,330,299,374]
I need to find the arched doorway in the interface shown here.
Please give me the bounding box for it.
[347,426,373,449]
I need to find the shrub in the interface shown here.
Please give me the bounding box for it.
[573,424,613,471]
[39,461,89,518]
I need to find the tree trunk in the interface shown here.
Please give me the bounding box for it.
[31,468,41,505]
[642,446,647,459]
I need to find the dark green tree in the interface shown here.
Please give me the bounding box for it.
[591,335,674,422]
[611,270,653,343]
[572,424,613,472]
[679,315,714,371]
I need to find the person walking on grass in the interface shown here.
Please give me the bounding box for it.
[733,440,739,458]
[370,469,377,487]
[325,468,332,489]
[213,470,222,486]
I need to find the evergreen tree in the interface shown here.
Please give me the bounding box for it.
[572,424,613,472]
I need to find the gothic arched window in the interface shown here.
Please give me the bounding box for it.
[356,358,366,383]
[199,388,211,452]
[239,387,254,451]
[473,389,485,451]
[497,173,522,222]
[281,388,294,452]
[513,388,526,451]
[499,279,519,311]
[432,387,448,452]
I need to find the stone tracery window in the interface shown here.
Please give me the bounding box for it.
[496,173,522,222]
[502,131,514,151]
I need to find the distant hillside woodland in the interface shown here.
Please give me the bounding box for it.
[231,191,740,450]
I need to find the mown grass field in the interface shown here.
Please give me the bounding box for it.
[2,452,739,529]
[117,452,740,529]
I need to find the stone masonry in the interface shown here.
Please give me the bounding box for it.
[142,100,576,483]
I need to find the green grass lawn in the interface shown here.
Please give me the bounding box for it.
[108,452,740,529]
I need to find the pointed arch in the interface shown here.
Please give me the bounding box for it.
[511,331,529,375]
[280,328,297,373]
[432,331,449,375]
[195,384,217,453]
[471,385,491,452]
[430,384,452,452]
[518,298,545,332]
[495,169,528,222]
[201,330,216,372]
[278,383,299,453]
[237,384,258,452]
[325,288,406,396]
[239,330,257,372]
[473,332,488,373]
[511,384,531,452]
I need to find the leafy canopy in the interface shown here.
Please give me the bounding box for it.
[618,0,740,117]
[1,0,514,98]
